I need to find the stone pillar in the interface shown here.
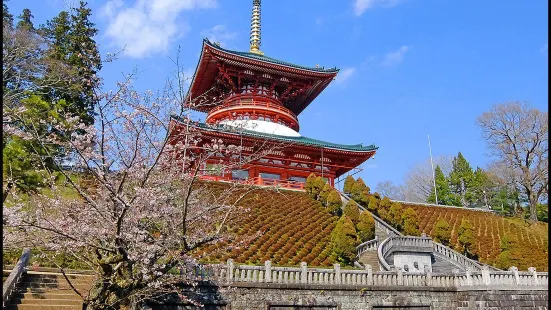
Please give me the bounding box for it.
[227,259,234,283]
[300,262,307,284]
[509,266,520,285]
[397,267,403,286]
[366,264,373,286]
[528,267,539,285]
[481,266,491,285]
[265,260,272,283]
[334,263,341,284]
[424,265,432,286]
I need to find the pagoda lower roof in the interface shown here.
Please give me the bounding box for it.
[171,116,377,153]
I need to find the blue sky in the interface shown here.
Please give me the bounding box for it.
[7,0,548,189]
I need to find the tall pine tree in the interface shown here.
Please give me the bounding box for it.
[449,152,476,208]
[427,165,460,206]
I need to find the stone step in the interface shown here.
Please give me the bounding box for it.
[15,287,89,295]
[12,298,83,306]
[25,271,96,279]
[5,304,83,310]
[22,266,95,275]
[13,292,83,300]
[17,281,93,290]
[358,250,380,271]
[22,277,95,285]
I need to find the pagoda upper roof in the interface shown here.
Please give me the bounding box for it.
[204,39,339,73]
[170,116,378,153]
[186,39,339,116]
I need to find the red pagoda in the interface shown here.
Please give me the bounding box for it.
[169,0,377,189]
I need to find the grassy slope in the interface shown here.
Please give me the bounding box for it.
[196,181,338,267]
[401,203,548,271]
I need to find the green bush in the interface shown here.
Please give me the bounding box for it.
[388,202,403,229]
[433,219,451,246]
[356,211,375,242]
[457,219,475,257]
[330,216,358,264]
[319,183,332,206]
[367,196,379,213]
[401,207,420,236]
[343,199,360,225]
[343,175,355,194]
[326,189,342,216]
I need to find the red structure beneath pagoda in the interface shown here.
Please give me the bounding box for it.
[168,1,377,189]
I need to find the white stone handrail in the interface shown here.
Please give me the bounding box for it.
[432,242,490,271]
[356,236,379,258]
[219,260,547,289]
[377,237,392,271]
[3,248,31,307]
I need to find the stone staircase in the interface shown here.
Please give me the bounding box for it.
[4,268,95,310]
[357,251,379,270]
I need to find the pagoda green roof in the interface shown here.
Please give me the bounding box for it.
[203,39,339,74]
[171,116,377,153]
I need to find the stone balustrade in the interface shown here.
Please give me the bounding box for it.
[356,237,379,257]
[212,260,547,289]
[432,242,487,271]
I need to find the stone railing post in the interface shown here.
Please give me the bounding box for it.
[509,266,520,285]
[334,263,341,284]
[397,267,403,285]
[265,260,272,283]
[424,265,432,286]
[528,267,538,285]
[366,264,373,285]
[300,262,307,284]
[227,259,234,283]
[481,266,491,285]
[465,269,472,286]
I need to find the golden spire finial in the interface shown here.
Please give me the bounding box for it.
[250,0,263,55]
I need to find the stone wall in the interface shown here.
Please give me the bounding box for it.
[147,283,548,310]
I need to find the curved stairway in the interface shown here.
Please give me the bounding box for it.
[341,192,497,272]
[4,267,94,310]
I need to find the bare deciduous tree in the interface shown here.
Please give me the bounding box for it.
[375,180,405,200]
[477,101,548,222]
[401,155,453,202]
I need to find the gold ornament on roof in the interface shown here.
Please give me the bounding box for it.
[250,0,264,55]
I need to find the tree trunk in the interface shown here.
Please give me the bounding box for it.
[529,194,538,223]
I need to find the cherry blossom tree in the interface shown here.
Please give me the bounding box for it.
[3,52,284,309]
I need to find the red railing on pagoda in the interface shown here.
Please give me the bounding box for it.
[205,94,299,130]
[196,174,305,191]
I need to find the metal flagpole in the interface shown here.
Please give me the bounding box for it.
[428,134,438,205]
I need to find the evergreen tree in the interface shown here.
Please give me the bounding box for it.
[350,177,366,202]
[343,200,360,225]
[16,8,34,31]
[449,152,476,208]
[356,211,375,242]
[305,173,317,198]
[377,196,392,220]
[318,183,332,205]
[457,219,476,257]
[330,216,358,264]
[401,207,420,236]
[367,196,379,213]
[3,1,14,26]
[326,189,342,216]
[427,165,460,206]
[40,1,101,126]
[343,175,355,194]
[388,202,403,230]
[433,219,451,246]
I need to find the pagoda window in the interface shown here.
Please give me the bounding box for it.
[231,170,249,180]
[259,158,269,163]
[289,176,306,183]
[272,160,283,165]
[260,172,280,180]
